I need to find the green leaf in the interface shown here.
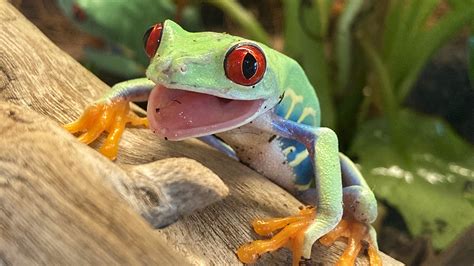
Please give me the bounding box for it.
[448,0,474,9]
[397,6,474,101]
[469,36,474,86]
[83,48,146,78]
[351,110,474,249]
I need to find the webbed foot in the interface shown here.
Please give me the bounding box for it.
[320,218,381,266]
[237,206,316,266]
[237,208,381,265]
[64,100,148,160]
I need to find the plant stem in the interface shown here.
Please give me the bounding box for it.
[205,0,270,45]
[358,34,399,134]
[335,0,364,93]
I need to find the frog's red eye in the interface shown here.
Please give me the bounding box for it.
[143,23,163,58]
[224,44,266,86]
[72,3,87,22]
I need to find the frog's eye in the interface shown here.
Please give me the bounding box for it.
[143,23,163,58]
[224,44,266,86]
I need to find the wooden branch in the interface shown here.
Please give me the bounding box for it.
[0,102,189,265]
[0,1,402,265]
[122,159,229,228]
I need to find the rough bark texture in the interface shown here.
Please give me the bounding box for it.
[0,1,402,265]
[123,158,229,228]
[0,102,187,265]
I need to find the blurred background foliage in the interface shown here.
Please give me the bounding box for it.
[10,0,474,264]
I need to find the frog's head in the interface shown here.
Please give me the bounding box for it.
[144,20,285,140]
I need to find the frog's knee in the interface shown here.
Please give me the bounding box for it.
[314,127,338,145]
[343,185,377,223]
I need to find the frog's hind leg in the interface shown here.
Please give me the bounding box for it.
[340,153,377,225]
[319,153,381,265]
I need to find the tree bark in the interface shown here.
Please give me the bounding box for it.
[0,1,402,265]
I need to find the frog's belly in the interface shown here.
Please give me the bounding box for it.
[217,125,314,193]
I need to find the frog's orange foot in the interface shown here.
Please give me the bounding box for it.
[320,219,382,266]
[237,206,316,266]
[64,100,148,160]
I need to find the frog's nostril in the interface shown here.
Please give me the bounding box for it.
[179,65,187,73]
[162,64,172,75]
[155,58,173,75]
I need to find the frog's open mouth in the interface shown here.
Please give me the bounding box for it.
[147,85,264,140]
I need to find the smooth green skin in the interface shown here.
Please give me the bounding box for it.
[147,21,290,110]
[57,0,201,77]
[99,20,378,259]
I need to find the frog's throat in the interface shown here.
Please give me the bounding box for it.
[147,85,264,140]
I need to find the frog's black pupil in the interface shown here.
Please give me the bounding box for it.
[242,53,257,79]
[143,26,153,49]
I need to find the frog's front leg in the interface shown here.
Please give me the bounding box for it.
[197,135,238,160]
[237,113,381,265]
[318,153,381,265]
[64,78,154,160]
[237,112,342,265]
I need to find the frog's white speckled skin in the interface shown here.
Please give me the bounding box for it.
[217,123,298,193]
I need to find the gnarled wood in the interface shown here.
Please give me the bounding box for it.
[123,158,229,228]
[0,1,402,265]
[0,103,187,265]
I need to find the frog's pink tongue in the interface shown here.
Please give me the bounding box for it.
[147,85,263,140]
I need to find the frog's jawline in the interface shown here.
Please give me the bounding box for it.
[147,85,264,140]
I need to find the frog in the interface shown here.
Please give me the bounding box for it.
[64,20,381,266]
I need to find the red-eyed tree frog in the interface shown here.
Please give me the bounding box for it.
[64,20,381,266]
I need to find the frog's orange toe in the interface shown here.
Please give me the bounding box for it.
[64,100,148,160]
[320,219,381,266]
[127,110,149,127]
[237,206,316,266]
[64,104,105,134]
[368,244,382,266]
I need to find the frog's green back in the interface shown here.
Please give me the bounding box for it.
[275,59,321,128]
